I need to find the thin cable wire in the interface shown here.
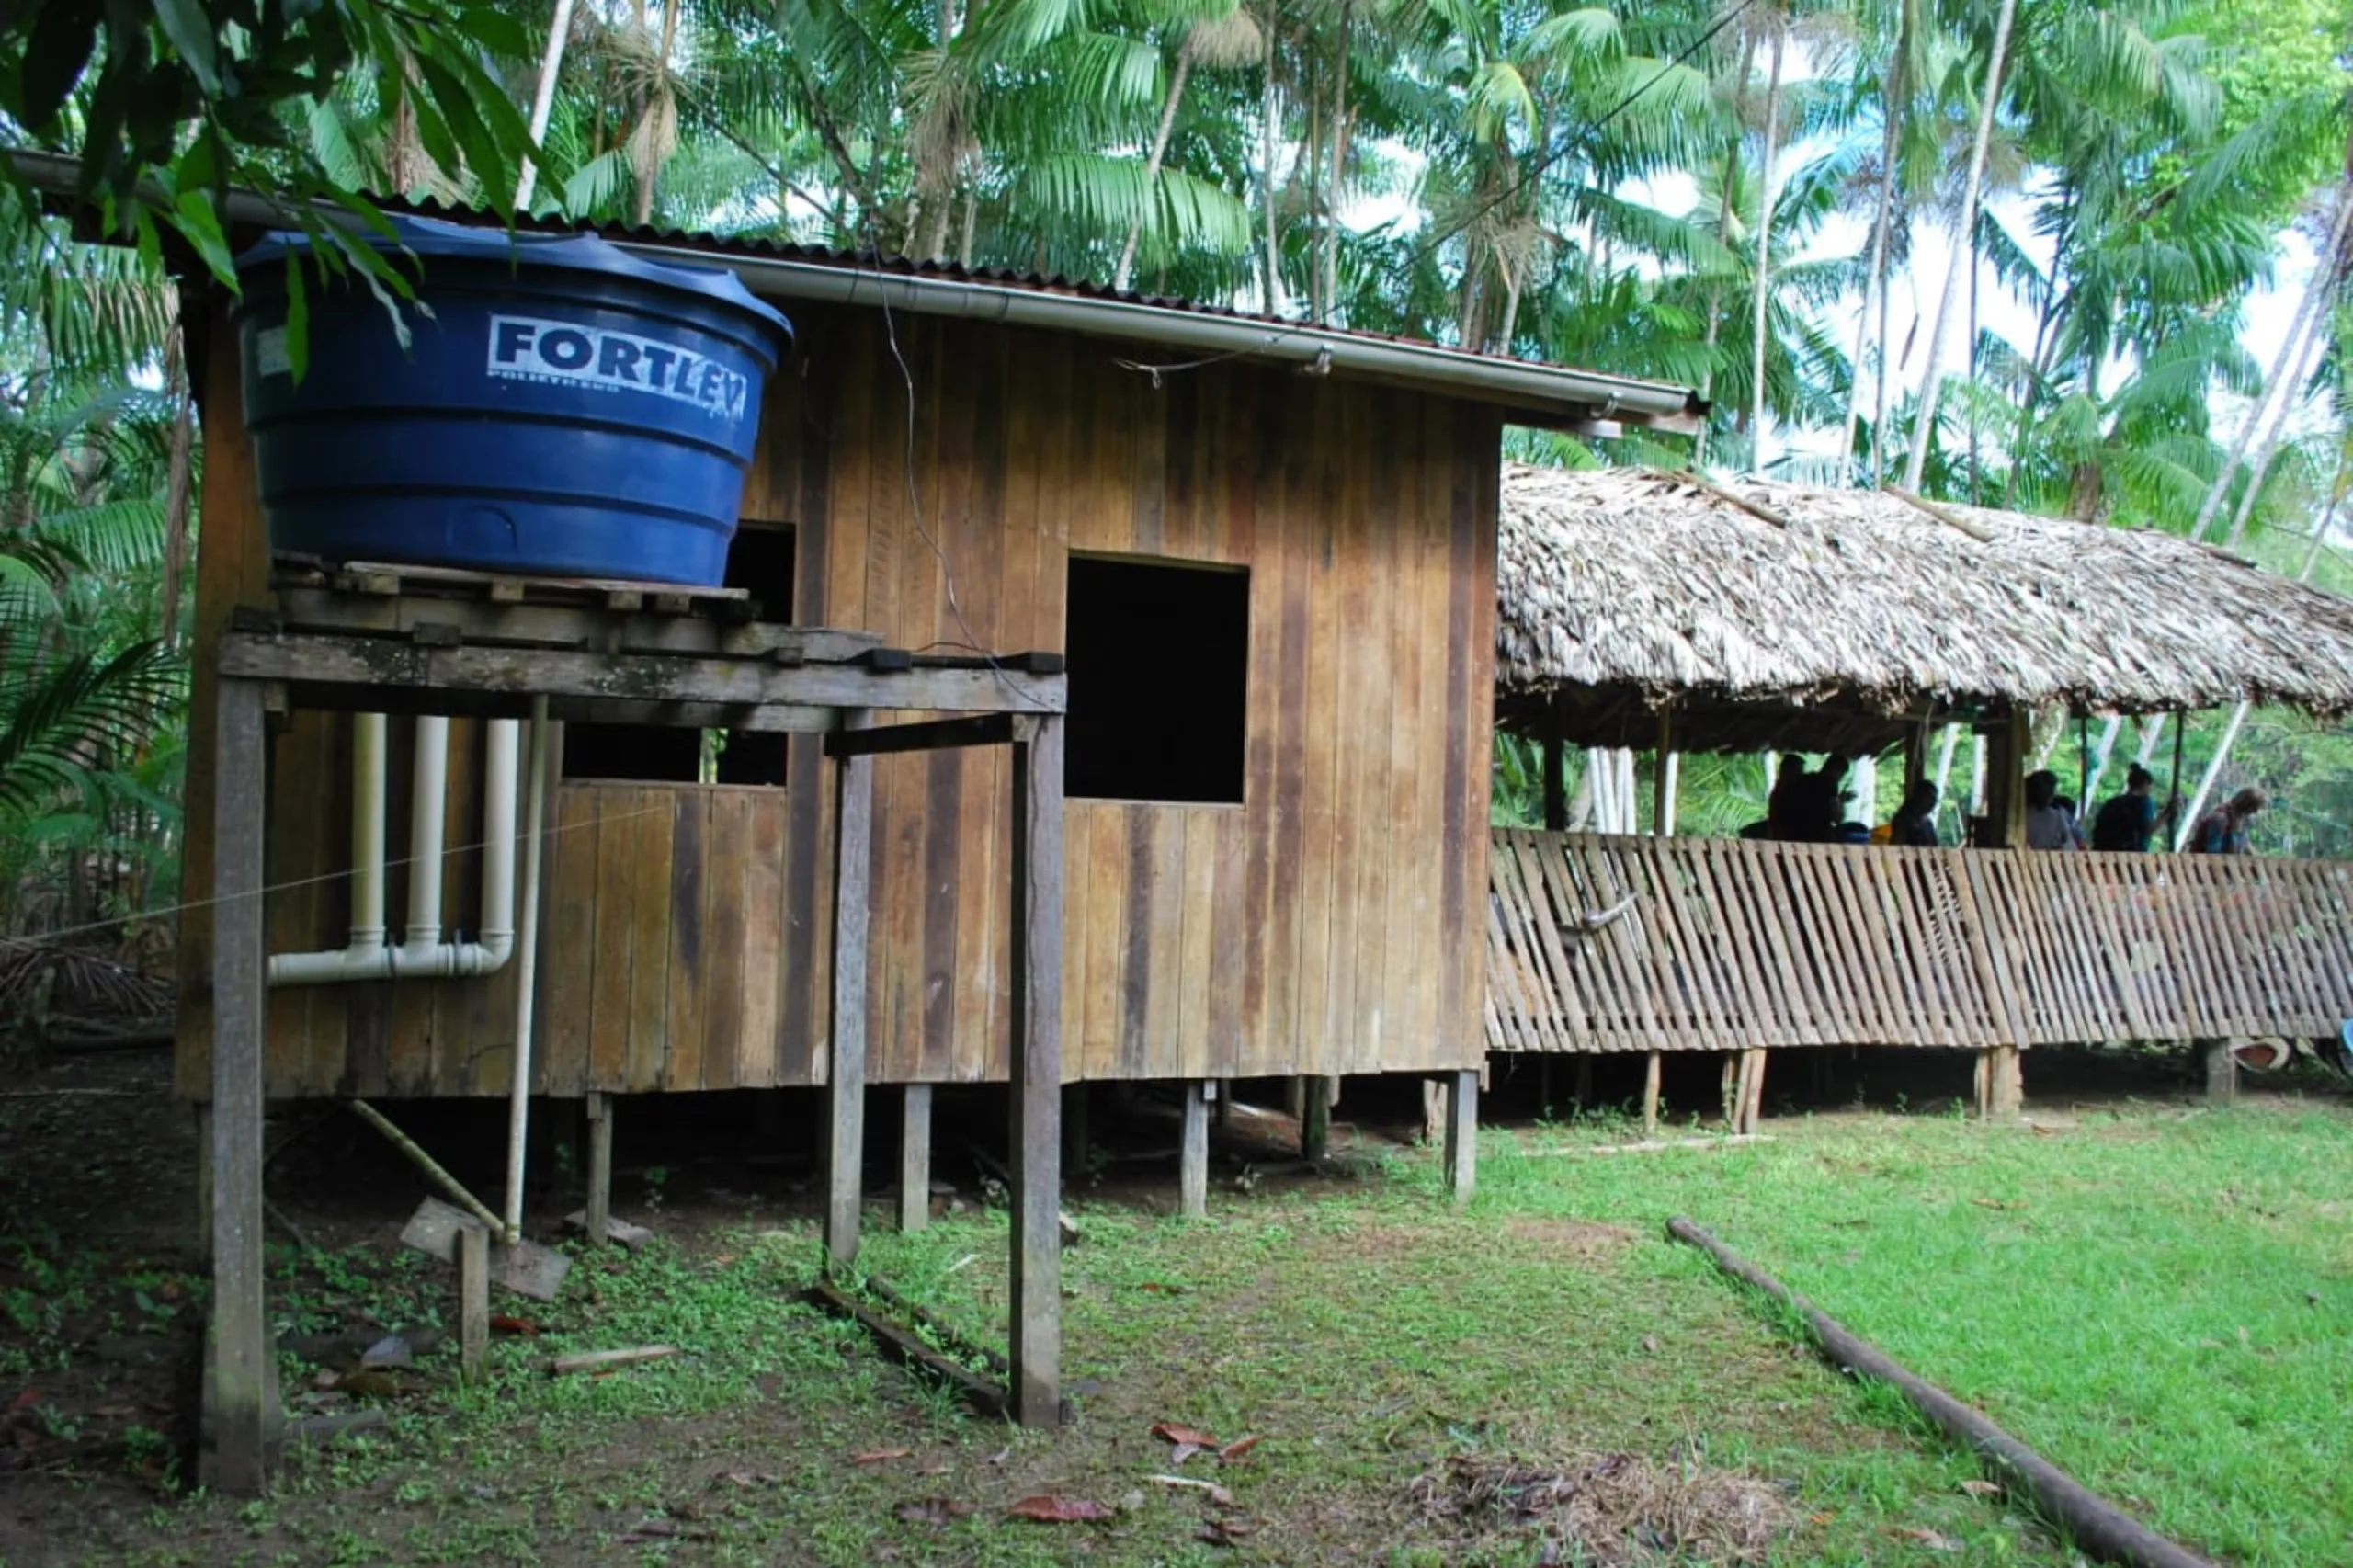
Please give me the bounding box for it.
[0,800,670,957]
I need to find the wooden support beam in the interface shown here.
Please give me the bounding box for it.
[2202,1041,2238,1107]
[1721,1052,1739,1127]
[205,676,274,1494]
[1008,718,1065,1428]
[584,1093,613,1246]
[458,1223,489,1384]
[1421,1079,1445,1147]
[219,633,1065,719]
[1642,1051,1662,1136]
[824,713,1016,758]
[1542,690,1570,832]
[825,714,875,1271]
[900,1085,933,1233]
[1737,1049,1768,1135]
[1301,1075,1331,1160]
[1654,710,1677,835]
[1443,1071,1478,1205]
[1179,1081,1209,1219]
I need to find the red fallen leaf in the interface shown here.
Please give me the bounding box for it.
[1151,1421,1219,1448]
[1006,1495,1113,1523]
[1140,1282,1187,1294]
[853,1448,914,1464]
[489,1315,542,1336]
[895,1498,975,1526]
[1216,1434,1263,1463]
[5,1389,43,1415]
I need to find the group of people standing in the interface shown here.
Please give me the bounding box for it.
[1748,752,2269,856]
[2020,766,2268,856]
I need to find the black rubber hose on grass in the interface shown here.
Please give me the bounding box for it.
[1665,1216,2220,1568]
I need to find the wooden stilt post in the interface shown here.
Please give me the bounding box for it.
[2202,1041,2238,1106]
[824,712,874,1271]
[1984,1044,2024,1121]
[1301,1074,1330,1160]
[1739,1049,1768,1134]
[1444,1070,1478,1205]
[1285,1075,1307,1119]
[194,1102,213,1262]
[1008,717,1065,1427]
[1642,1051,1662,1136]
[584,1092,612,1246]
[900,1085,933,1233]
[1215,1080,1231,1126]
[1179,1081,1209,1219]
[204,675,275,1493]
[458,1222,490,1384]
[1421,1078,1445,1146]
[1721,1051,1739,1127]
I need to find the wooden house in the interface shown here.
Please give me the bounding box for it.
[175,216,1705,1135]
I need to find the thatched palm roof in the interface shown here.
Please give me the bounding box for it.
[1498,466,2353,754]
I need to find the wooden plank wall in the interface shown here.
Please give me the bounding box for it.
[1486,829,2353,1052]
[177,300,1500,1097]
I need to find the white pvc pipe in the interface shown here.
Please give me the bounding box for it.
[350,713,388,958]
[269,716,520,986]
[502,699,550,1241]
[404,716,450,950]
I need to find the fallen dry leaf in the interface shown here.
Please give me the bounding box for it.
[987,1446,1012,1465]
[1146,1473,1235,1507]
[1641,1335,1660,1354]
[1168,1442,1207,1467]
[5,1389,44,1415]
[1140,1282,1187,1295]
[1197,1519,1256,1547]
[1216,1434,1263,1463]
[895,1498,975,1526]
[1959,1479,2002,1499]
[1006,1495,1113,1523]
[1891,1527,1962,1551]
[488,1315,542,1336]
[853,1448,915,1464]
[89,1403,137,1418]
[715,1471,780,1489]
[1152,1421,1219,1448]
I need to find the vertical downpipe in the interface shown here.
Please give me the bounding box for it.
[502,698,551,1240]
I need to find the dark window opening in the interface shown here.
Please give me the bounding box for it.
[1064,554,1247,804]
[563,523,796,785]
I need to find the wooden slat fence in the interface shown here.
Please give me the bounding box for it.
[1487,830,2353,1052]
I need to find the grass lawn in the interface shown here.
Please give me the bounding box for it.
[4,1059,2348,1566]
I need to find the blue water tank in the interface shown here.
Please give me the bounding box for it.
[233,216,793,587]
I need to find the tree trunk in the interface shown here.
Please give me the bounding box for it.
[1115,51,1196,291]
[1748,21,1785,474]
[1844,30,1904,483]
[2224,279,2336,546]
[1694,30,1757,472]
[159,377,194,651]
[1321,0,1351,323]
[1260,25,1284,312]
[1901,0,2017,494]
[2191,176,2353,540]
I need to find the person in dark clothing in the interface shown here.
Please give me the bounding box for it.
[1767,756,1809,840]
[2090,765,2173,851]
[1886,780,1940,846]
[2024,769,2083,849]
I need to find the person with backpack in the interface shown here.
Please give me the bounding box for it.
[2090,765,2175,852]
[2188,788,2268,855]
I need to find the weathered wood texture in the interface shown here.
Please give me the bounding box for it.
[180,303,1500,1097]
[1487,830,2353,1052]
